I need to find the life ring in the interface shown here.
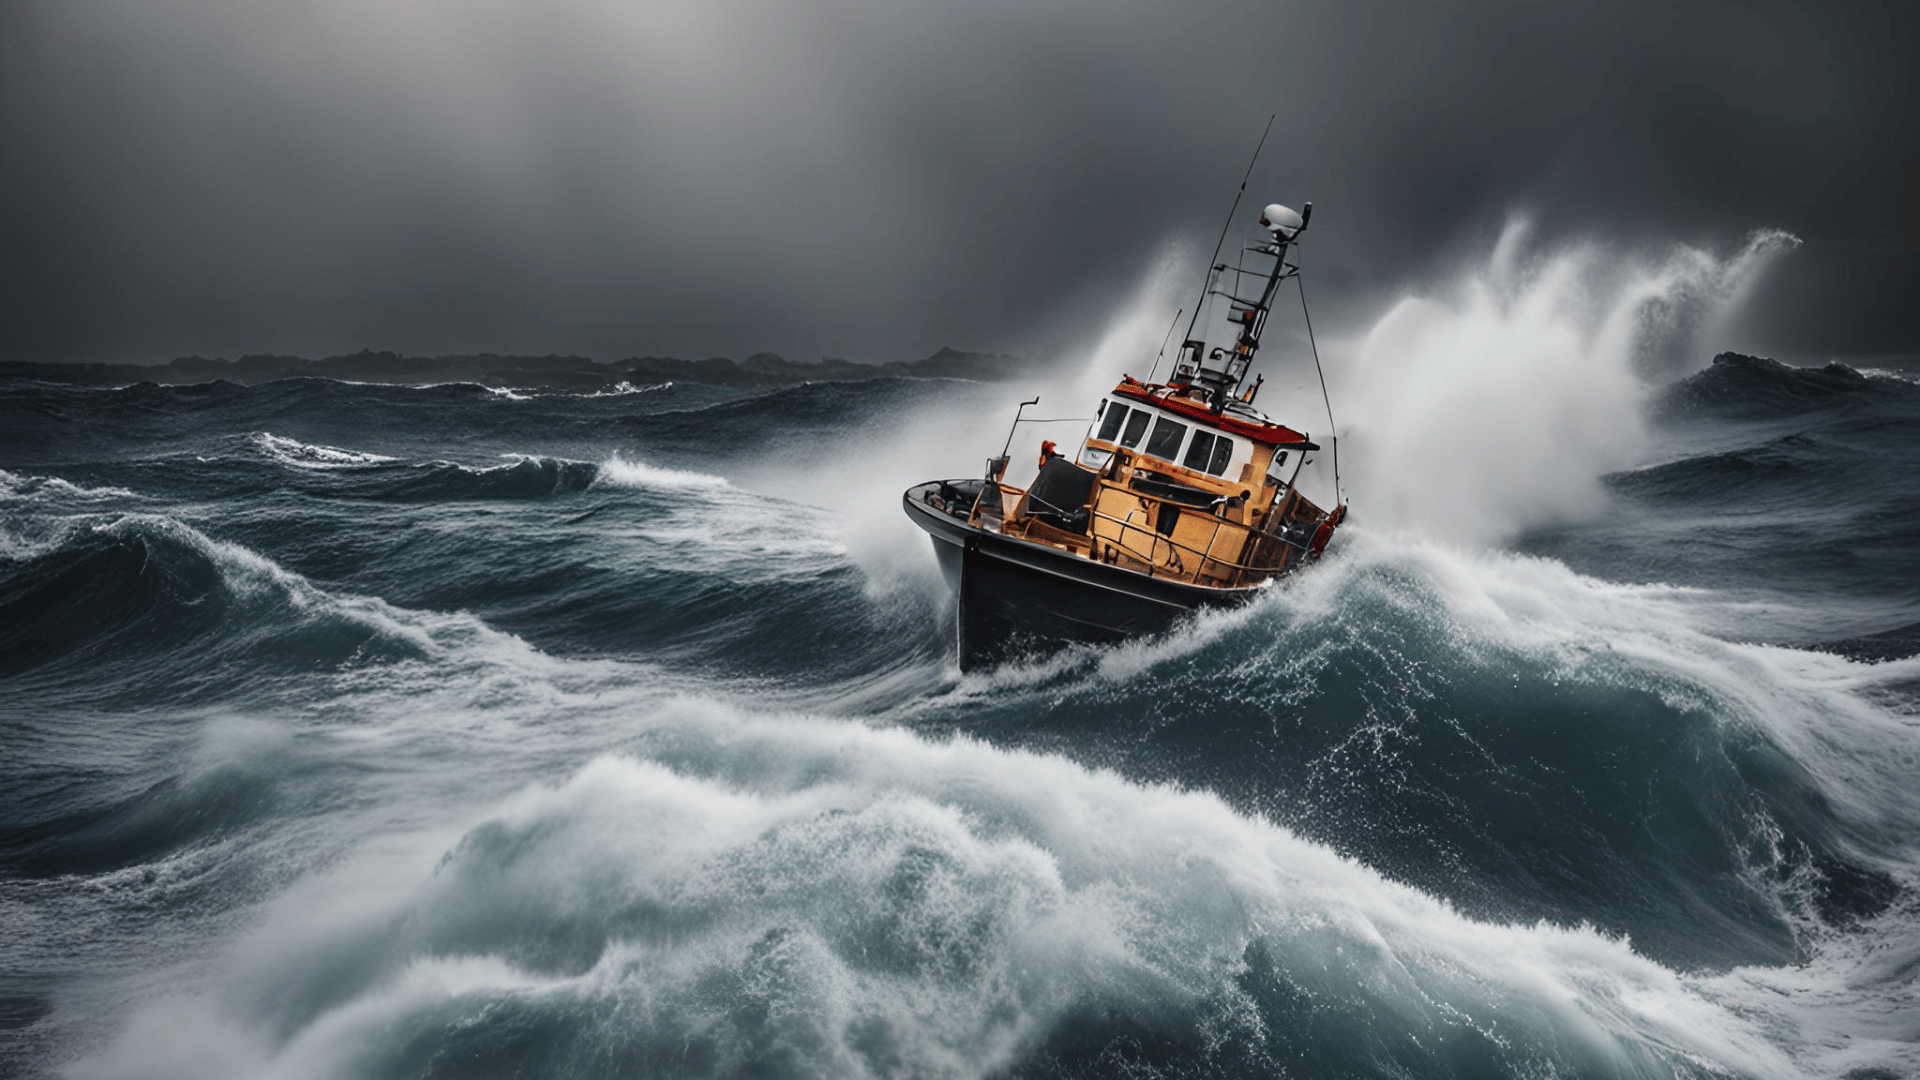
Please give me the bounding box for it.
[1307,504,1346,558]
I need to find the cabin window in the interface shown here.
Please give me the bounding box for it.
[1096,402,1129,443]
[1144,417,1187,461]
[1208,435,1234,475]
[1119,409,1151,448]
[1266,449,1291,483]
[1181,430,1240,476]
[1182,430,1217,472]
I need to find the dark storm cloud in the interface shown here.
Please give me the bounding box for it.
[2,0,1912,365]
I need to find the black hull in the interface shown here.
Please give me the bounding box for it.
[903,481,1262,668]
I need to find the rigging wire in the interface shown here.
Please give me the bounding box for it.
[1145,307,1184,383]
[1184,114,1275,345]
[1295,269,1342,504]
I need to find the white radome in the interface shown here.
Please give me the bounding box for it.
[1260,203,1304,238]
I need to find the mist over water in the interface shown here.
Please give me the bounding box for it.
[5,227,1920,1079]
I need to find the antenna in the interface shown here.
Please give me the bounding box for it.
[985,395,1041,480]
[998,397,1041,459]
[1183,114,1275,345]
[1144,307,1184,383]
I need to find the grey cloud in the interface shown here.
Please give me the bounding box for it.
[2,0,1912,365]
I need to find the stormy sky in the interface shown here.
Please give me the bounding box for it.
[2,0,1912,366]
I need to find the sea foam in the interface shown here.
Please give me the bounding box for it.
[69,704,1805,1080]
[250,432,401,470]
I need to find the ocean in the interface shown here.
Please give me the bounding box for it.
[5,250,1919,1077]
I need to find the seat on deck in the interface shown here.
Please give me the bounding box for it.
[1025,459,1097,533]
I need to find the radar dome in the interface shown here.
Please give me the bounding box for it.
[1259,203,1304,238]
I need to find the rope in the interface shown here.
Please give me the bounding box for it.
[1295,270,1342,505]
[1185,115,1275,345]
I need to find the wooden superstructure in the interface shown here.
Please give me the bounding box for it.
[966,377,1341,590]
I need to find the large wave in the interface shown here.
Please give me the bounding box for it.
[60,684,1912,1080]
[29,500,1918,1080]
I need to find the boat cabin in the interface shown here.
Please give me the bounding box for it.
[970,376,1336,588]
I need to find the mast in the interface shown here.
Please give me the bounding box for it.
[1170,201,1312,408]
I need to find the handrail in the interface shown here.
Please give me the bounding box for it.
[1083,503,1314,583]
[970,478,1328,588]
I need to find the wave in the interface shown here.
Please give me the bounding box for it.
[0,452,905,686]
[627,377,967,440]
[0,740,287,881]
[1857,366,1920,385]
[593,451,731,491]
[1338,222,1799,545]
[249,431,402,470]
[0,468,142,504]
[577,379,675,399]
[26,517,1920,1079]
[245,437,726,500]
[379,455,602,501]
[1818,620,1920,665]
[68,695,1903,1080]
[0,376,738,473]
[0,511,523,692]
[893,530,1918,970]
[1657,353,1916,420]
[1606,433,1838,502]
[364,451,727,501]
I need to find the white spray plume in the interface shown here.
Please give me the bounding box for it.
[749,242,1198,603]
[1052,239,1201,407]
[1337,217,1799,546]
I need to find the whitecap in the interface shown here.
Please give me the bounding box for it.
[0,468,142,503]
[250,432,400,470]
[592,451,731,491]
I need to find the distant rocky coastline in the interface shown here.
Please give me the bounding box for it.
[0,346,1028,390]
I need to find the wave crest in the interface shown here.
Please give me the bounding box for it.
[594,452,730,491]
[250,432,400,470]
[72,712,1813,1080]
[0,512,520,686]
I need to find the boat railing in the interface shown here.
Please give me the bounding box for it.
[973,479,1325,588]
[1081,502,1322,587]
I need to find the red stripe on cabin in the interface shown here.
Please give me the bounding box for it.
[1111,383,1308,445]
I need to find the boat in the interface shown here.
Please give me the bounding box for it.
[903,196,1347,668]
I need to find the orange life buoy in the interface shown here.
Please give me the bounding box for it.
[1308,504,1346,558]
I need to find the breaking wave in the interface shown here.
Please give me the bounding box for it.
[594,452,732,491]
[1340,221,1800,544]
[250,432,401,470]
[61,682,1917,1080]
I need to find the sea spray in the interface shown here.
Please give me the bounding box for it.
[754,240,1204,607]
[594,451,733,492]
[1340,219,1799,544]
